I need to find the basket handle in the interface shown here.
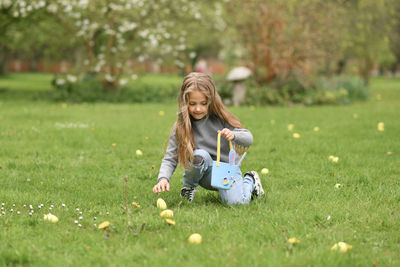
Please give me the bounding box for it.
[216,132,233,166]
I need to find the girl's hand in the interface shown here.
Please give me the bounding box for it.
[218,128,235,141]
[153,178,170,194]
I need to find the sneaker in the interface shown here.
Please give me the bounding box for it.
[180,187,198,202]
[245,171,265,199]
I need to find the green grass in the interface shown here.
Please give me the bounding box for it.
[0,74,399,266]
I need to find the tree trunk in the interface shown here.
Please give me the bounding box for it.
[0,45,10,76]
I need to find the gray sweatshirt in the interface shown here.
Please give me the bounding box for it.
[157,115,253,182]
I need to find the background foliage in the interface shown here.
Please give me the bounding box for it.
[1,0,399,103]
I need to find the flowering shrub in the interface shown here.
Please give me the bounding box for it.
[219,75,369,106]
[51,74,179,103]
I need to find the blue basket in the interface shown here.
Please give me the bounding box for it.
[211,132,246,190]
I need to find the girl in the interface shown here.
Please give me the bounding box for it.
[152,72,264,205]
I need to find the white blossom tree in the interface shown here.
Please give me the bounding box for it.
[0,0,49,74]
[44,0,224,90]
[1,0,225,90]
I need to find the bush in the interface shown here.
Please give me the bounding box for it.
[218,75,369,106]
[51,74,180,103]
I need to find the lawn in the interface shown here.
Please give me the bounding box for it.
[0,74,399,266]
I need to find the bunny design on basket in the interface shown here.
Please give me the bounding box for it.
[211,132,247,190]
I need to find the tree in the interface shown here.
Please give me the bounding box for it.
[339,0,396,83]
[42,0,225,90]
[0,0,49,74]
[225,0,342,84]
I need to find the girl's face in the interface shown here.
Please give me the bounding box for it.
[187,90,208,120]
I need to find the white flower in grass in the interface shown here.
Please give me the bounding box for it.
[62,203,66,207]
[79,216,83,220]
[78,224,82,227]
[74,220,78,224]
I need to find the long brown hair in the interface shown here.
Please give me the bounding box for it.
[173,72,243,168]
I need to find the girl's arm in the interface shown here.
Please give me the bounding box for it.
[231,128,253,147]
[221,120,253,147]
[153,126,178,193]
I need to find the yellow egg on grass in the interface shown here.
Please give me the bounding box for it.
[98,221,110,229]
[159,111,165,116]
[160,209,174,218]
[331,242,352,253]
[165,219,176,225]
[131,202,141,208]
[188,233,202,244]
[43,213,59,223]
[136,149,143,156]
[261,168,269,175]
[334,183,342,189]
[377,122,384,132]
[328,155,339,163]
[48,215,59,223]
[313,126,320,132]
[288,237,300,244]
[287,124,294,131]
[293,133,300,139]
[157,198,167,210]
